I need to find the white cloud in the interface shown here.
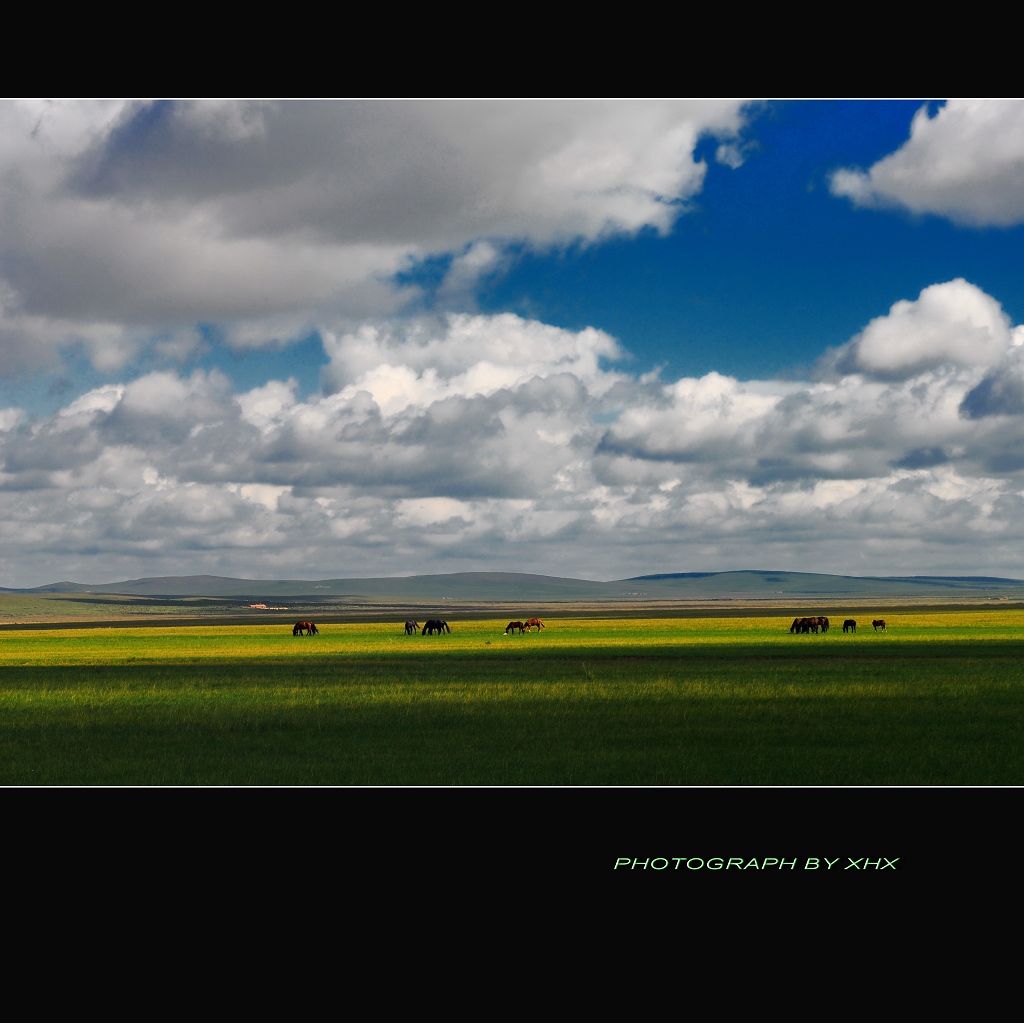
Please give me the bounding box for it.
[117,369,230,420]
[9,289,1024,585]
[828,279,1013,379]
[0,407,23,431]
[830,100,1024,227]
[59,384,125,418]
[237,379,298,432]
[320,313,625,411]
[236,483,289,510]
[0,99,751,373]
[436,241,505,305]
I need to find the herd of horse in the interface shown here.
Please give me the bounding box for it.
[294,618,453,636]
[402,618,545,635]
[294,617,544,637]
[790,616,887,635]
[294,614,887,639]
[790,616,830,633]
[418,620,451,635]
[402,620,451,634]
[504,619,545,634]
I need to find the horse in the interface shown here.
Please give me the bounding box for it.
[505,621,525,634]
[873,619,887,632]
[405,620,419,635]
[843,619,857,633]
[422,620,450,635]
[293,621,317,636]
[790,616,825,634]
[525,618,545,631]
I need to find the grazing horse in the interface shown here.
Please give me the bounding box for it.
[873,619,887,632]
[790,616,827,634]
[525,618,545,631]
[422,619,451,635]
[405,620,419,635]
[293,621,318,636]
[505,621,525,634]
[843,619,857,633]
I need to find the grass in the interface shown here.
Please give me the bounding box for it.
[2,613,1024,784]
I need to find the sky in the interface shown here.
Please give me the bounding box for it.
[4,99,1024,586]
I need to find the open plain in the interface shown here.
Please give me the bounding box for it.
[3,605,1024,785]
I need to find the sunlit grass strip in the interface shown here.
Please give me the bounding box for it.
[6,611,1024,666]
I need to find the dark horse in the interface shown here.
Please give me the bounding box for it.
[873,619,887,632]
[843,619,857,633]
[422,620,450,635]
[790,616,827,634]
[405,620,419,635]
[505,621,525,634]
[293,621,318,636]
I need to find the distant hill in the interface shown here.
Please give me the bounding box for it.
[623,571,1024,596]
[5,570,1024,600]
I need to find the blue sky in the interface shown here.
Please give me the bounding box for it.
[4,99,1024,586]
[495,102,1024,378]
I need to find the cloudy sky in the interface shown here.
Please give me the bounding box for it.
[4,99,1024,586]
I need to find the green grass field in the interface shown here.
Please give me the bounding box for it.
[3,612,1024,784]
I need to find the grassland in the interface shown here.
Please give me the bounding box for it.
[3,611,1024,785]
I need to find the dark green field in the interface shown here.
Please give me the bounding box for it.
[3,612,1024,784]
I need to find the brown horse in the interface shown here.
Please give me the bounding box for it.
[505,621,526,634]
[293,621,318,636]
[790,616,826,634]
[873,619,887,632]
[525,618,545,631]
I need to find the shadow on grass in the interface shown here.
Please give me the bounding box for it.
[3,653,1024,784]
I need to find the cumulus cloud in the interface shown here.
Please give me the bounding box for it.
[0,99,751,374]
[319,313,624,408]
[9,291,1024,585]
[824,278,1020,380]
[435,241,507,306]
[64,100,744,243]
[59,384,124,418]
[830,100,1024,226]
[0,407,23,431]
[961,354,1024,418]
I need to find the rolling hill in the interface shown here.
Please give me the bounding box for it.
[6,570,1024,600]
